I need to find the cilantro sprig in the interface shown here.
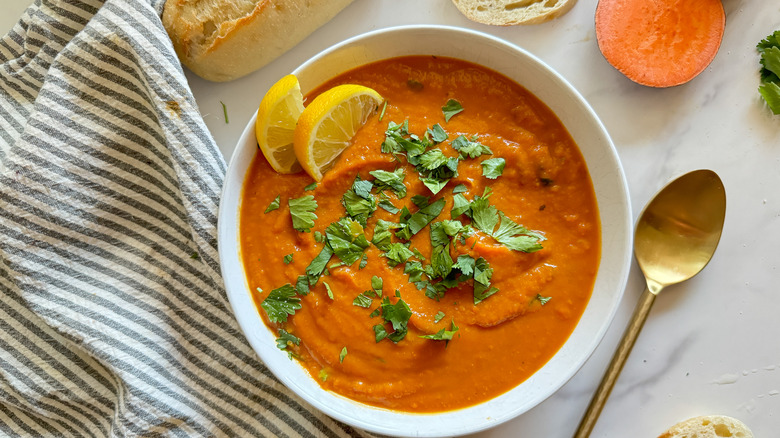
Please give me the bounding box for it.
[758,30,780,114]
[260,284,301,323]
[289,195,318,232]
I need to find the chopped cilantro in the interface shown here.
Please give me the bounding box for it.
[221,101,229,124]
[339,347,347,363]
[371,276,383,295]
[536,294,552,305]
[373,324,388,342]
[434,311,446,323]
[452,184,468,194]
[314,231,324,242]
[260,284,300,323]
[431,244,454,279]
[758,30,780,114]
[325,218,370,266]
[306,244,333,285]
[352,292,374,308]
[420,320,459,344]
[375,296,412,343]
[283,254,293,265]
[427,123,448,143]
[383,242,415,267]
[289,195,318,232]
[450,193,471,218]
[275,329,300,360]
[405,197,446,237]
[481,157,506,179]
[370,168,407,198]
[379,100,388,121]
[473,257,499,304]
[295,275,310,295]
[264,195,281,213]
[342,177,376,226]
[452,135,492,159]
[190,252,199,260]
[359,253,368,269]
[372,219,398,251]
[319,369,328,382]
[378,198,400,214]
[442,99,464,122]
[303,182,317,191]
[470,189,544,252]
[323,282,334,300]
[411,195,430,209]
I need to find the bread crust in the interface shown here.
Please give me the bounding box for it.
[451,0,577,26]
[163,0,354,82]
[658,415,753,438]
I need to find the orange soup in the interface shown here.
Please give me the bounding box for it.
[239,56,600,412]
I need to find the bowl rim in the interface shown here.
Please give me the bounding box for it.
[218,24,632,437]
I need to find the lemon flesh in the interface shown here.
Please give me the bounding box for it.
[255,74,305,173]
[294,85,383,181]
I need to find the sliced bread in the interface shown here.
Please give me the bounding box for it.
[658,415,753,438]
[451,0,577,26]
[162,0,353,82]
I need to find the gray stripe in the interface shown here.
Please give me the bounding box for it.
[0,401,52,436]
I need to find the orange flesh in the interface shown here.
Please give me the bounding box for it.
[595,0,725,87]
[239,56,600,412]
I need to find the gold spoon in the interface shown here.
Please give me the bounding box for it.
[574,169,726,437]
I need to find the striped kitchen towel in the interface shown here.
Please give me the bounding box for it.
[0,0,369,436]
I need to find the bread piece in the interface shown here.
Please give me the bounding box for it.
[162,0,353,82]
[658,415,753,438]
[451,0,577,25]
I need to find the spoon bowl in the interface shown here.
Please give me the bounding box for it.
[575,169,726,437]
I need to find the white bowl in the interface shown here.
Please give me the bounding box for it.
[218,25,632,437]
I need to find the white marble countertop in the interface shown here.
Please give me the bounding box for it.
[4,0,778,436]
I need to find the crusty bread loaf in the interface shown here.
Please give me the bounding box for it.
[162,0,353,82]
[451,0,577,25]
[658,415,753,438]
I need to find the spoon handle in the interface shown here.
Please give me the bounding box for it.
[573,287,657,438]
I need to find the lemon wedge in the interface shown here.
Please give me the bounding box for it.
[294,84,383,181]
[255,74,305,173]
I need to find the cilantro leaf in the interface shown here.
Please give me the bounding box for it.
[442,99,464,122]
[276,329,300,359]
[289,195,318,232]
[371,276,383,295]
[406,198,446,236]
[353,292,374,308]
[451,135,492,159]
[757,31,780,114]
[420,177,450,195]
[536,294,552,305]
[323,282,334,300]
[473,258,499,304]
[326,218,370,266]
[419,320,459,343]
[370,168,407,198]
[419,149,450,170]
[295,275,310,295]
[376,296,412,343]
[383,242,415,267]
[339,347,347,363]
[452,184,468,194]
[481,157,506,179]
[372,219,398,251]
[260,284,300,323]
[759,82,780,115]
[306,244,333,285]
[378,198,400,214]
[427,124,448,143]
[454,254,475,277]
[373,324,388,342]
[342,177,376,226]
[493,212,545,252]
[431,244,454,279]
[451,193,471,218]
[434,311,446,323]
[264,195,281,213]
[283,254,293,265]
[303,182,317,191]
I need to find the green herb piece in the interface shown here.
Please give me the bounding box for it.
[295,275,310,295]
[289,195,318,232]
[353,292,374,308]
[434,311,446,323]
[283,254,293,265]
[260,284,300,323]
[481,157,506,179]
[407,79,424,91]
[371,276,383,296]
[420,320,459,344]
[536,294,552,305]
[323,282,334,300]
[306,244,333,285]
[314,231,324,242]
[319,369,328,382]
[372,219,398,251]
[411,195,430,209]
[325,217,370,266]
[405,198,446,236]
[379,100,388,121]
[473,258,498,304]
[264,195,281,213]
[417,149,459,195]
[378,199,400,214]
[375,296,412,343]
[275,329,300,359]
[454,254,475,276]
[470,189,544,252]
[304,182,317,191]
[758,31,780,114]
[220,101,229,124]
[442,99,464,122]
[370,168,407,198]
[339,347,347,363]
[451,135,492,159]
[373,324,388,342]
[383,242,416,267]
[452,184,468,194]
[431,244,454,279]
[359,253,368,269]
[190,252,199,260]
[427,124,448,143]
[342,177,376,227]
[450,193,471,218]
